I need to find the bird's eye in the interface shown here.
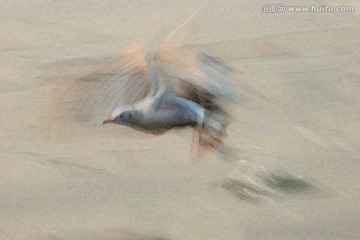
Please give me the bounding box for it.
[119,113,123,119]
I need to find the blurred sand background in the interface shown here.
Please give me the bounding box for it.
[1,0,360,239]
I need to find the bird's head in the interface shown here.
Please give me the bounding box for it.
[102,105,137,125]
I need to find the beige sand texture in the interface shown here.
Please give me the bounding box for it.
[1,0,360,239]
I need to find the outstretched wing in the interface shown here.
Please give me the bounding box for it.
[146,0,238,110]
[153,46,236,105]
[42,49,155,124]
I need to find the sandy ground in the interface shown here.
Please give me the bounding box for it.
[1,0,360,239]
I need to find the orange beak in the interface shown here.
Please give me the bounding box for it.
[102,118,113,124]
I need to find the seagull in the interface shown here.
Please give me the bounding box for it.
[46,0,238,149]
[101,47,235,147]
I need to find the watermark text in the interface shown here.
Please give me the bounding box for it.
[262,4,354,13]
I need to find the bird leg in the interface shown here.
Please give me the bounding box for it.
[189,125,224,159]
[189,125,200,157]
[197,125,220,148]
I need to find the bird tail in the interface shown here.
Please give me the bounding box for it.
[203,108,231,143]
